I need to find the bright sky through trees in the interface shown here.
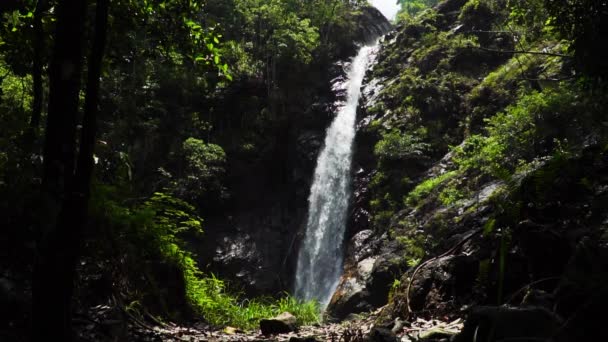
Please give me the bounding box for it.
[370,0,401,20]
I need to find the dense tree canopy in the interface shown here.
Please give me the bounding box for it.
[1,0,608,340]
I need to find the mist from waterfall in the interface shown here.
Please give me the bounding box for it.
[294,42,378,306]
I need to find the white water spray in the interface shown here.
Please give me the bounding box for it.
[295,43,378,306]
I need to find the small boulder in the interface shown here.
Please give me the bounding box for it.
[260,312,298,335]
[289,337,318,342]
[365,327,399,342]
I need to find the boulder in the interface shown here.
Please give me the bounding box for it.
[326,276,372,320]
[355,6,393,44]
[365,327,399,342]
[260,312,298,335]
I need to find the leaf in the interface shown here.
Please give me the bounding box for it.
[214,55,219,64]
[213,37,219,44]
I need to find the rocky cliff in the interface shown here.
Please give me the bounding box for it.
[198,6,393,297]
[328,2,608,341]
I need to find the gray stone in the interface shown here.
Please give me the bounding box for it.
[289,337,318,342]
[260,312,298,336]
[365,327,398,342]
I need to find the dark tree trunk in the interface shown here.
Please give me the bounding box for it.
[28,0,46,136]
[32,0,109,339]
[40,0,87,197]
[0,0,24,13]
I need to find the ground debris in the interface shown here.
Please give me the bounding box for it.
[398,317,463,341]
[73,303,463,342]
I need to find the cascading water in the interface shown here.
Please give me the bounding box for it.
[295,42,378,306]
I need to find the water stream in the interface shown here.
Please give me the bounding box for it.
[295,42,378,306]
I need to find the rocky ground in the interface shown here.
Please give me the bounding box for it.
[73,305,464,342]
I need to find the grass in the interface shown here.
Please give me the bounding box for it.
[404,171,458,207]
[187,275,321,330]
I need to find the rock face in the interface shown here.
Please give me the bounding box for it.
[260,312,298,335]
[454,306,561,342]
[329,0,608,329]
[356,7,394,44]
[196,6,392,297]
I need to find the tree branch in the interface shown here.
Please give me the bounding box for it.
[472,46,572,58]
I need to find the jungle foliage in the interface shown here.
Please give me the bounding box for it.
[0,0,373,335]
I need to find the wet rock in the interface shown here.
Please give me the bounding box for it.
[326,277,372,320]
[366,250,405,306]
[328,235,409,320]
[351,230,375,261]
[260,312,298,336]
[355,7,393,44]
[296,131,324,165]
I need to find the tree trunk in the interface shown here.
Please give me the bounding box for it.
[40,0,86,197]
[28,0,45,134]
[32,0,109,339]
[23,0,47,148]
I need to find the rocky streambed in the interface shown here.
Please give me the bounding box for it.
[74,304,466,342]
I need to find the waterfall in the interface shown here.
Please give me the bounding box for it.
[295,42,378,306]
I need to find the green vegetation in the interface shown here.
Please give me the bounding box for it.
[454,83,601,181]
[387,278,402,302]
[404,171,457,207]
[2,0,608,338]
[90,189,320,329]
[397,0,440,18]
[375,130,430,162]
[187,279,321,329]
[368,0,608,235]
[544,0,608,77]
[1,0,367,336]
[396,234,426,267]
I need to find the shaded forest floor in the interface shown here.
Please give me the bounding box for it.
[71,304,462,341]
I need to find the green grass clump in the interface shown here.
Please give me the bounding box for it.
[186,274,321,329]
[404,171,458,207]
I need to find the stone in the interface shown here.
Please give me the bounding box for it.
[326,276,372,320]
[289,337,318,342]
[365,327,399,342]
[260,312,298,336]
[454,305,561,342]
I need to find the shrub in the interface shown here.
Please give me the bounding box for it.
[89,188,320,330]
[396,234,426,267]
[459,0,494,31]
[173,137,227,206]
[374,130,430,161]
[404,171,458,207]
